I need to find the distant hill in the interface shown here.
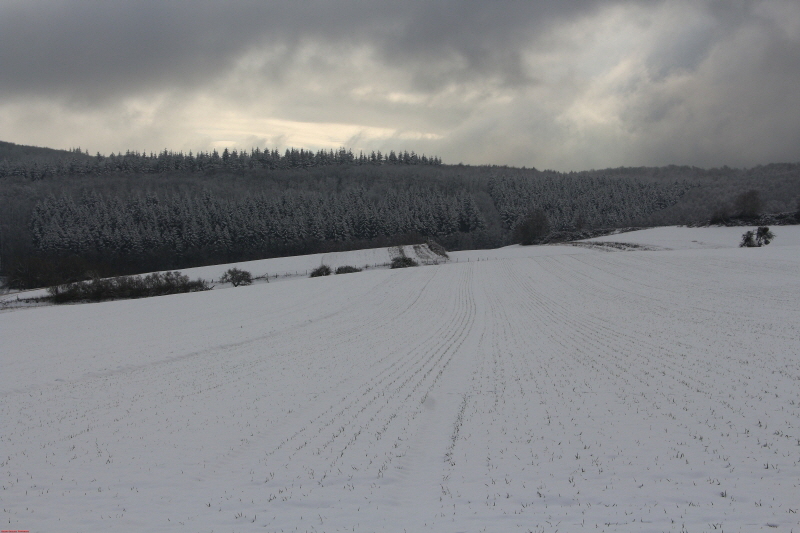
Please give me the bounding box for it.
[0,140,91,164]
[2,139,799,289]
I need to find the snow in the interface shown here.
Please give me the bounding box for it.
[3,227,800,532]
[169,244,440,282]
[449,243,593,262]
[0,244,441,302]
[584,224,800,250]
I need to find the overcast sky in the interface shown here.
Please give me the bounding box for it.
[1,1,799,170]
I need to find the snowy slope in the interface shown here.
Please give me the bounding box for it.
[449,243,593,262]
[584,224,800,250]
[3,228,800,532]
[0,244,443,302]
[171,244,441,282]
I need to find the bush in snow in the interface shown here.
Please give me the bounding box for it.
[219,267,253,287]
[756,226,774,246]
[391,257,418,269]
[740,227,774,247]
[48,271,210,303]
[310,265,332,277]
[335,265,362,274]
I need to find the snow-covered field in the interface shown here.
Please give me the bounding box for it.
[3,227,800,532]
[584,225,800,250]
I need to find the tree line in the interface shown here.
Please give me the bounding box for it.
[3,140,798,289]
[16,187,484,286]
[12,172,686,288]
[0,146,441,180]
[488,174,692,231]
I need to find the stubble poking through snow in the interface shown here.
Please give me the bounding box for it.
[2,227,800,531]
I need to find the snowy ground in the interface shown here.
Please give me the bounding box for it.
[2,227,800,532]
[583,225,800,250]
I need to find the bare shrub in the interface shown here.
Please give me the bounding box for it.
[740,227,774,247]
[310,265,332,277]
[391,257,418,269]
[335,265,362,274]
[756,226,774,246]
[740,230,757,247]
[219,267,253,287]
[48,271,210,303]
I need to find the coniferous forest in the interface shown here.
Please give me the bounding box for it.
[2,140,799,289]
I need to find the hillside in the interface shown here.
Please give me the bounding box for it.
[3,227,799,531]
[2,139,799,289]
[0,140,90,164]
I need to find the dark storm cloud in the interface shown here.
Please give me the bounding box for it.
[0,1,272,100]
[0,1,605,100]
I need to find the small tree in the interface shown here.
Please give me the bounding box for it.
[740,230,757,247]
[391,257,418,268]
[756,226,774,246]
[513,209,550,245]
[740,227,774,247]
[219,267,253,287]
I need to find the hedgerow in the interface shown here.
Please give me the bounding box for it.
[335,265,362,274]
[48,271,210,303]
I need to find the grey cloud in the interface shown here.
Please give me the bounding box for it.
[0,0,798,169]
[617,3,800,167]
[372,1,607,91]
[0,1,608,100]
[645,27,718,81]
[1,1,273,101]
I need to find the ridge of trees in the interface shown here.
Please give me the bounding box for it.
[28,187,485,270]
[0,144,441,180]
[2,139,800,289]
[488,174,692,231]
